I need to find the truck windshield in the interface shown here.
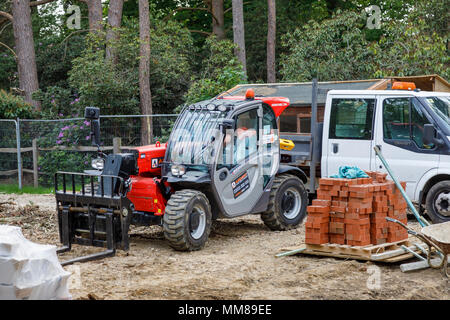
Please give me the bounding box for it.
[424,96,450,129]
[165,108,226,168]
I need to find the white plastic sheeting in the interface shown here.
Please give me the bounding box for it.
[0,225,71,300]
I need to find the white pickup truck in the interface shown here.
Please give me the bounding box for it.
[281,84,450,223]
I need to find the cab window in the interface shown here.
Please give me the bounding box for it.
[329,98,375,140]
[383,97,434,149]
[219,108,259,169]
[262,104,277,187]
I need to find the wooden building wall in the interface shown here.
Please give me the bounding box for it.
[279,105,325,134]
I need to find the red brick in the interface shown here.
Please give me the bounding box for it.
[329,222,345,234]
[347,239,371,246]
[349,191,374,199]
[364,171,377,179]
[346,212,370,220]
[372,238,387,245]
[306,216,329,225]
[346,206,372,214]
[373,202,388,212]
[348,184,370,193]
[339,190,349,197]
[370,216,388,224]
[329,211,345,219]
[346,231,370,242]
[312,199,331,207]
[319,178,335,186]
[305,231,329,244]
[330,204,347,213]
[329,234,345,244]
[317,190,332,200]
[307,205,330,214]
[347,201,372,210]
[331,196,349,201]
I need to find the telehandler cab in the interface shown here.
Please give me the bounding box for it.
[55,90,308,264]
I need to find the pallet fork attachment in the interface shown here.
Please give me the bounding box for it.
[55,172,132,266]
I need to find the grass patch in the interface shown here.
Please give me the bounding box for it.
[0,184,54,194]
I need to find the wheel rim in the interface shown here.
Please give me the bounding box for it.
[433,190,450,217]
[189,204,206,239]
[281,187,301,220]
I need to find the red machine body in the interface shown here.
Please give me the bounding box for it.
[126,142,168,215]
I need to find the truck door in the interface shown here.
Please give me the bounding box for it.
[372,96,439,200]
[212,104,275,216]
[323,95,377,177]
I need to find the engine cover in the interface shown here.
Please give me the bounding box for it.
[127,176,167,215]
[134,142,167,176]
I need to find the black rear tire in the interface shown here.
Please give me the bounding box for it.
[425,180,450,223]
[163,189,212,251]
[261,174,308,231]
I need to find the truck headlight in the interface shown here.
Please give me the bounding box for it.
[171,164,186,177]
[91,158,104,170]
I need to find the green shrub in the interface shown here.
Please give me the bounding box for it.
[0,90,34,119]
[34,119,95,185]
[32,86,80,118]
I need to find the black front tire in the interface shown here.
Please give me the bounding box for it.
[261,174,308,231]
[163,189,212,251]
[425,181,450,223]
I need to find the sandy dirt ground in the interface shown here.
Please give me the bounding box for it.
[0,193,448,300]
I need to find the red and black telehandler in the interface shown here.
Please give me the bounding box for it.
[55,90,308,265]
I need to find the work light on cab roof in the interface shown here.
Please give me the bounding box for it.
[219,88,290,117]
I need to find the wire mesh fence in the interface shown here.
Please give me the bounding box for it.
[0,115,177,189]
[0,120,20,186]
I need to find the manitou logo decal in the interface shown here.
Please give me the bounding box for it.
[151,157,163,169]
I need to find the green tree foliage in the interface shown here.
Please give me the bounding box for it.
[370,18,450,79]
[280,10,375,82]
[184,36,246,104]
[0,53,17,90]
[280,3,449,82]
[243,0,333,81]
[68,18,194,115]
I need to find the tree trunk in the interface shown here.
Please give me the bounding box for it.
[211,0,225,40]
[106,0,123,63]
[232,0,246,77]
[266,0,276,83]
[86,0,103,32]
[11,0,40,109]
[138,0,153,145]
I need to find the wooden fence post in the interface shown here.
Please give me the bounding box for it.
[32,138,38,188]
[113,137,121,154]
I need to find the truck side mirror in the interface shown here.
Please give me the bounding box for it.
[85,107,101,147]
[423,124,444,147]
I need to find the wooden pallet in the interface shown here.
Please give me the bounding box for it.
[279,240,423,263]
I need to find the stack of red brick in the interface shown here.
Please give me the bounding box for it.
[305,171,408,246]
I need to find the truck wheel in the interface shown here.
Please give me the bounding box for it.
[163,189,212,251]
[425,181,450,223]
[261,174,308,231]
